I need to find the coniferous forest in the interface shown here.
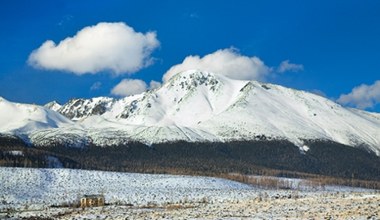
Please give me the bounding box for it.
[1,135,380,187]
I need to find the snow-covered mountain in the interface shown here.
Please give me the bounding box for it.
[52,97,115,121]
[2,70,380,155]
[43,101,62,112]
[0,97,72,137]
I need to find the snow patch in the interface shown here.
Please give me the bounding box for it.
[5,150,24,156]
[301,145,310,152]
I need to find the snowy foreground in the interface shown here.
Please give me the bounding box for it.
[1,167,379,219]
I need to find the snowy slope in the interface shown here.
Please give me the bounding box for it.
[0,167,253,208]
[1,168,377,219]
[4,70,380,155]
[0,167,373,212]
[0,97,72,137]
[55,97,115,121]
[44,101,62,112]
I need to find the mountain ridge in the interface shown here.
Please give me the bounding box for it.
[1,70,379,155]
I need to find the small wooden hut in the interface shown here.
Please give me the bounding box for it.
[80,194,105,208]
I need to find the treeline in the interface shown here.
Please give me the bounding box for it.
[0,136,79,168]
[0,148,79,168]
[222,173,380,190]
[1,136,380,188]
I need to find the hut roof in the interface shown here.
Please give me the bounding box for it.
[83,194,104,198]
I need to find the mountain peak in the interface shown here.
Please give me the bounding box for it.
[166,70,223,93]
[169,69,216,81]
[0,98,71,135]
[1,72,380,155]
[44,101,62,112]
[172,69,215,78]
[57,97,115,120]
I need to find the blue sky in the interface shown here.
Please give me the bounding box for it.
[0,0,379,112]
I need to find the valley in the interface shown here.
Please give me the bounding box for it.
[2,2,380,219]
[1,71,380,219]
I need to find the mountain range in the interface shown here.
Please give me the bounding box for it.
[0,70,380,156]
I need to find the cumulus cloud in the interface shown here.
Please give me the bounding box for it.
[162,48,271,82]
[111,79,162,97]
[111,79,147,97]
[149,80,162,89]
[337,80,380,109]
[28,22,160,75]
[277,60,304,73]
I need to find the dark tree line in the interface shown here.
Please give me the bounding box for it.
[1,135,380,183]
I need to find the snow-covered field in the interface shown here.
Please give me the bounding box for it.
[1,167,379,219]
[0,167,254,209]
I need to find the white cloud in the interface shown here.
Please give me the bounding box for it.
[149,80,162,89]
[111,79,162,97]
[90,82,102,91]
[277,60,304,73]
[337,80,380,109]
[111,79,147,97]
[162,48,271,82]
[28,22,160,75]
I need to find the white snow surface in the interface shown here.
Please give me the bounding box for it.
[0,97,72,136]
[0,167,373,213]
[2,169,378,220]
[2,70,380,154]
[44,101,62,112]
[0,167,253,208]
